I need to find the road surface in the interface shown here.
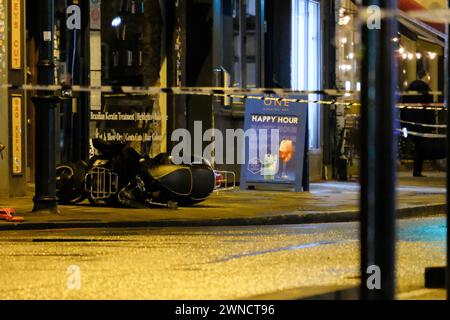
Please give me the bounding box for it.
[0,217,446,299]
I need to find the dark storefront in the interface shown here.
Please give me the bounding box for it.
[1,0,334,198]
[171,0,330,181]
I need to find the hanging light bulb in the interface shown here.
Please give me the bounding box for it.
[416,52,422,59]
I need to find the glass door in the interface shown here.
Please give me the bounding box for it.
[291,0,321,150]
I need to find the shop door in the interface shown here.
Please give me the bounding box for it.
[212,0,265,180]
[291,0,322,180]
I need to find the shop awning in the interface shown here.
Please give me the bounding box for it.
[397,10,446,48]
[398,0,446,33]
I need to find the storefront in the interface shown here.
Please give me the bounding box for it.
[333,0,446,180]
[205,0,326,182]
[93,0,167,157]
[396,1,446,165]
[0,0,27,198]
[22,0,168,189]
[0,0,348,199]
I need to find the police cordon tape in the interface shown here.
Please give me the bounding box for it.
[3,83,446,97]
[1,83,449,110]
[3,83,359,97]
[399,120,447,129]
[397,103,446,110]
[397,129,447,139]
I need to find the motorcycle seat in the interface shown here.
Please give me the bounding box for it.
[149,165,193,196]
[148,164,190,180]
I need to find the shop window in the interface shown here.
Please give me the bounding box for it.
[230,0,262,89]
[97,0,164,155]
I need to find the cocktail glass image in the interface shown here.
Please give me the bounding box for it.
[263,154,278,180]
[279,139,294,180]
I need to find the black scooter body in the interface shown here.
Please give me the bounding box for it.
[138,152,216,205]
[56,139,215,208]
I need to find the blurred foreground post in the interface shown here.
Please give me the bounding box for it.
[360,0,398,300]
[446,0,450,300]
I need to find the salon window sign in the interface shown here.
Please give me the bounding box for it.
[90,0,101,30]
[240,96,308,192]
[11,0,21,69]
[12,95,23,175]
[0,0,6,81]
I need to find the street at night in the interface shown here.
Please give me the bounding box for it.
[0,217,445,300]
[1,0,450,312]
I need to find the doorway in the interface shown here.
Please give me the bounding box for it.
[212,0,265,180]
[291,0,322,180]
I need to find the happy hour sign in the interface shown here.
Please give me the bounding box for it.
[240,96,308,192]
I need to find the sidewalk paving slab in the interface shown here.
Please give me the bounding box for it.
[0,175,446,231]
[247,286,446,300]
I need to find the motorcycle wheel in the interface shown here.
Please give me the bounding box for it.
[56,162,87,204]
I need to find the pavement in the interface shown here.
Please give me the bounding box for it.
[0,171,446,231]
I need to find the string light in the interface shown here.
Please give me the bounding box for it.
[339,64,352,71]
[339,15,351,25]
[345,81,351,91]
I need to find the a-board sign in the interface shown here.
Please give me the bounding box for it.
[240,96,308,192]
